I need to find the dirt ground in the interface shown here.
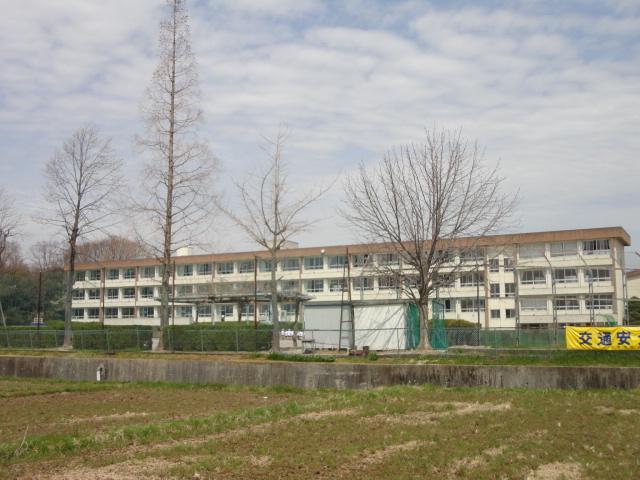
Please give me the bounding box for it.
[1,377,640,479]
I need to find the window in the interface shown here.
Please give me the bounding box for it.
[378,276,397,290]
[435,250,454,263]
[329,279,345,292]
[521,298,547,311]
[197,263,212,276]
[219,304,234,320]
[281,258,300,271]
[554,268,578,284]
[352,254,370,268]
[72,289,85,300]
[433,273,455,288]
[107,269,119,280]
[491,309,501,319]
[460,298,485,312]
[241,304,254,319]
[329,255,347,269]
[377,253,399,266]
[198,305,212,317]
[72,308,84,319]
[505,283,516,298]
[281,280,299,292]
[140,287,154,299]
[196,284,211,295]
[215,262,233,275]
[140,266,155,279]
[139,306,155,318]
[519,243,545,259]
[176,306,191,318]
[123,288,135,299]
[404,276,418,289]
[353,277,374,291]
[589,268,611,283]
[259,260,274,272]
[88,270,101,281]
[75,271,86,282]
[503,258,514,272]
[176,285,193,297]
[583,239,610,255]
[489,258,500,272]
[179,264,194,276]
[306,279,324,293]
[282,304,296,316]
[460,272,484,287]
[555,296,579,311]
[107,289,119,300]
[442,299,454,312]
[88,289,100,300]
[123,268,135,280]
[304,256,324,270]
[505,309,516,319]
[459,249,484,263]
[490,283,500,298]
[586,294,613,310]
[550,241,577,257]
[520,270,546,285]
[105,308,118,319]
[121,307,135,319]
[87,308,99,319]
[238,260,254,273]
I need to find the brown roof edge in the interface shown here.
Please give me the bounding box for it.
[70,226,631,270]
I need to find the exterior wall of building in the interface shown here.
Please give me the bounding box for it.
[70,227,630,328]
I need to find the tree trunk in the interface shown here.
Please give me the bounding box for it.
[270,247,280,352]
[63,239,76,349]
[417,301,432,350]
[158,0,178,352]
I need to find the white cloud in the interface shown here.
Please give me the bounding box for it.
[0,1,639,252]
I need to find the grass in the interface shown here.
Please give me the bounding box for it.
[3,348,640,367]
[1,378,640,479]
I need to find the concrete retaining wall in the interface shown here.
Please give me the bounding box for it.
[1,355,639,390]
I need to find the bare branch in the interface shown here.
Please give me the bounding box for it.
[342,127,517,349]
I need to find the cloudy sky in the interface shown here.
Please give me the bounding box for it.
[1,0,639,259]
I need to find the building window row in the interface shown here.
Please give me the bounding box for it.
[520,294,613,312]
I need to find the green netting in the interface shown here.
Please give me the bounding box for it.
[406,303,420,349]
[429,300,448,350]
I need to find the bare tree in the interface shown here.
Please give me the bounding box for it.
[30,240,65,272]
[0,188,18,269]
[41,126,122,348]
[137,0,215,350]
[343,128,516,349]
[220,129,328,351]
[76,235,147,263]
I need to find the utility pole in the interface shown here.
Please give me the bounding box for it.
[36,271,42,347]
[254,256,258,329]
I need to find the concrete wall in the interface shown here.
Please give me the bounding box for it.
[2,355,640,390]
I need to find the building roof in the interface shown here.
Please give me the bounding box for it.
[628,269,640,280]
[72,226,631,270]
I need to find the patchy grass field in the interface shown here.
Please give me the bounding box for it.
[1,378,640,479]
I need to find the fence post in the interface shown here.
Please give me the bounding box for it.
[136,329,140,350]
[235,329,239,352]
[106,330,110,351]
[29,331,33,348]
[200,329,204,352]
[80,330,84,350]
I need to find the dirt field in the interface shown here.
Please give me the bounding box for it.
[1,377,640,479]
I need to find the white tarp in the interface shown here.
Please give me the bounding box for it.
[303,304,350,349]
[304,303,407,351]
[354,304,407,351]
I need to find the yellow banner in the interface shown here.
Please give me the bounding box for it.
[566,326,640,350]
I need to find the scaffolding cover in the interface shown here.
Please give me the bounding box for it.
[353,304,407,351]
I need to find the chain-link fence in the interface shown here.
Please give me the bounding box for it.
[0,326,567,352]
